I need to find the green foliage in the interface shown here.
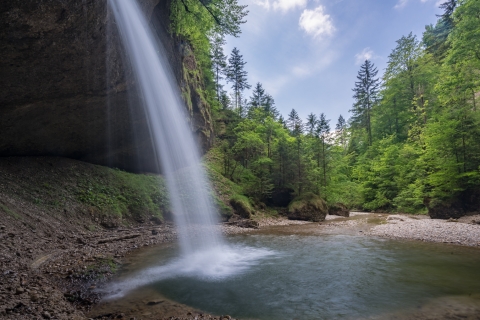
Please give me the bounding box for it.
[77,169,167,220]
[208,0,479,216]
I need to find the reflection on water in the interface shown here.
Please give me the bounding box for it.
[97,233,480,319]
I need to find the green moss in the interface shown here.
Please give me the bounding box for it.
[76,167,168,221]
[288,193,326,211]
[229,194,254,219]
[0,203,20,219]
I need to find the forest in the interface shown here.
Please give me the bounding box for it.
[171,0,480,215]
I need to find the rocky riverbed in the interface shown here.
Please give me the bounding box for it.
[367,213,480,247]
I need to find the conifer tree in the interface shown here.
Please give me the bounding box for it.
[351,60,380,146]
[226,47,251,111]
[219,90,231,110]
[248,82,279,119]
[316,113,331,189]
[306,113,318,136]
[210,35,228,100]
[287,109,303,136]
[335,114,347,149]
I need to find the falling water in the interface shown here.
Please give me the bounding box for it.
[104,0,273,300]
[108,0,222,253]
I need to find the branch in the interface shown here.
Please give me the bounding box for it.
[198,0,223,27]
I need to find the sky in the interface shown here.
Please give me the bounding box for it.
[223,0,444,124]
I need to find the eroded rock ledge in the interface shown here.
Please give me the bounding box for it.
[0,0,213,173]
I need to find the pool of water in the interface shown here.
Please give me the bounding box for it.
[100,232,480,319]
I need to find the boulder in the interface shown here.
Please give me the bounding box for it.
[426,199,465,219]
[328,203,350,217]
[425,188,480,220]
[287,193,328,222]
[229,196,254,219]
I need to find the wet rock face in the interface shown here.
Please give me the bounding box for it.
[0,0,213,173]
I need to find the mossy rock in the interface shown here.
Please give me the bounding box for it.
[426,198,465,220]
[215,196,233,221]
[328,203,350,217]
[229,195,254,219]
[287,193,327,222]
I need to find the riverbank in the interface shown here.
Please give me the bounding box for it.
[367,213,480,247]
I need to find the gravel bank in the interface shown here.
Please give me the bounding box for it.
[368,214,480,247]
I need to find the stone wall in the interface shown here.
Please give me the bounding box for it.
[0,0,213,172]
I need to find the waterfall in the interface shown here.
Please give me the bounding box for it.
[104,0,274,300]
[108,0,222,255]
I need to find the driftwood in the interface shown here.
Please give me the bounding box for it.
[97,234,141,244]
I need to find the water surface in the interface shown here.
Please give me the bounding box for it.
[103,232,480,319]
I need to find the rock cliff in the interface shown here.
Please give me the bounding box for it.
[0,0,213,173]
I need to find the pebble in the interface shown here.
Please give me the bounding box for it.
[368,214,480,247]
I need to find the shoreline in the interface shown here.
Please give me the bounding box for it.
[2,212,480,319]
[366,213,480,247]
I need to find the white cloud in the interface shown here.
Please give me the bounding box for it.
[394,0,409,9]
[291,65,311,77]
[255,0,307,12]
[299,6,335,39]
[355,47,376,65]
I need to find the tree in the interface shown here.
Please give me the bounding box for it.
[226,47,251,111]
[206,0,249,37]
[335,114,347,149]
[316,113,331,191]
[287,109,303,136]
[219,90,231,109]
[423,0,458,60]
[174,0,248,38]
[306,113,318,136]
[210,35,227,100]
[248,82,278,120]
[351,60,380,146]
[437,0,457,27]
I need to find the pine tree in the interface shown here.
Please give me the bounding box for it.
[210,35,228,100]
[306,113,318,136]
[316,113,331,190]
[351,60,380,146]
[249,82,265,107]
[226,47,251,110]
[287,109,303,136]
[248,82,279,119]
[335,114,347,149]
[219,90,231,110]
[278,115,287,129]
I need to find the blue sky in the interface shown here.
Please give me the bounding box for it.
[224,0,443,124]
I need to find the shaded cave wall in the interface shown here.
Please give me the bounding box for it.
[0,0,214,173]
